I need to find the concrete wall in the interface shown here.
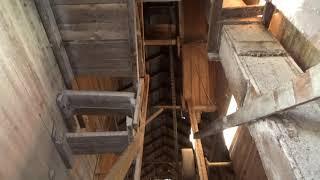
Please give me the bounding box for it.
[0,0,95,179]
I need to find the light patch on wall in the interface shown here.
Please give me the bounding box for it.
[189,128,195,149]
[223,95,238,150]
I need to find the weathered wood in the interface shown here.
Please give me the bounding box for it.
[57,90,135,130]
[53,134,74,169]
[221,5,264,19]
[53,4,128,24]
[105,76,149,180]
[133,81,143,127]
[154,105,181,109]
[53,0,126,5]
[195,63,320,138]
[262,1,275,28]
[34,0,75,88]
[144,0,180,2]
[218,17,262,25]
[211,24,320,179]
[126,116,134,142]
[64,40,132,77]
[66,131,129,154]
[206,161,232,167]
[144,39,177,46]
[207,0,223,53]
[59,22,129,41]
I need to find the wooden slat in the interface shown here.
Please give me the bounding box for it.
[66,131,129,154]
[146,108,164,125]
[53,4,128,24]
[221,5,264,19]
[59,22,129,41]
[195,63,320,138]
[34,0,75,88]
[64,40,133,76]
[54,0,126,5]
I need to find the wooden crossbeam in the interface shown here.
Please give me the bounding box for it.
[57,90,135,130]
[66,131,129,154]
[195,63,320,138]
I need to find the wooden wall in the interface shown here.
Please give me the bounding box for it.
[0,0,95,179]
[229,127,267,180]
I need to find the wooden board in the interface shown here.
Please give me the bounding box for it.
[53,4,128,24]
[66,131,129,154]
[59,22,129,41]
[182,43,213,107]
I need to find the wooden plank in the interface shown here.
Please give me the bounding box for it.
[195,63,320,138]
[57,90,135,130]
[64,40,133,77]
[207,0,223,53]
[54,0,126,5]
[105,76,149,180]
[34,0,75,89]
[59,22,129,41]
[221,5,264,19]
[144,39,177,46]
[144,0,180,2]
[66,131,129,154]
[53,4,128,24]
[65,40,130,61]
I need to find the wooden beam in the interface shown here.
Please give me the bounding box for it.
[66,131,129,154]
[34,0,75,89]
[206,160,232,167]
[57,90,135,130]
[188,105,208,180]
[105,76,149,180]
[221,5,264,19]
[146,108,164,125]
[207,0,223,53]
[195,49,320,139]
[262,1,275,28]
[144,39,177,46]
[154,105,181,109]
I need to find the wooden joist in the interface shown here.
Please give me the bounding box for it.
[195,63,320,138]
[34,0,75,89]
[66,131,129,154]
[57,90,135,130]
[146,108,164,125]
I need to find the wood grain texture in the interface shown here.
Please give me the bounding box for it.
[67,131,129,154]
[54,4,128,24]
[0,0,95,179]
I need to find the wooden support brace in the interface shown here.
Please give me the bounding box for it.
[262,1,275,28]
[53,134,74,169]
[195,63,320,138]
[57,90,135,131]
[146,108,164,125]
